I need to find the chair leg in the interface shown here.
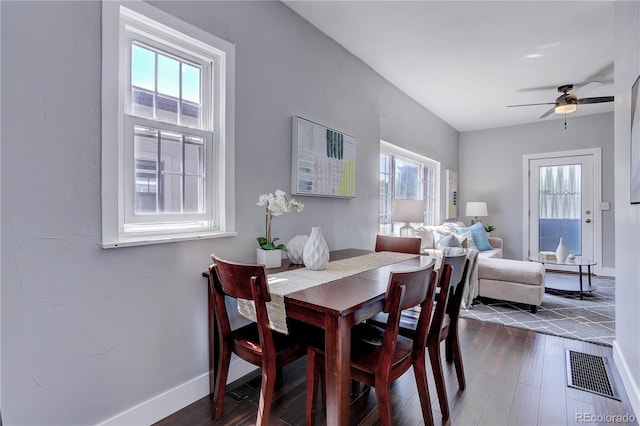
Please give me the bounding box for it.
[413,352,434,426]
[306,349,320,426]
[212,350,231,420]
[428,342,450,419]
[256,360,277,426]
[374,383,393,426]
[449,333,466,391]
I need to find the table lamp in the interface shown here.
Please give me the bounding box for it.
[392,199,424,236]
[466,201,488,225]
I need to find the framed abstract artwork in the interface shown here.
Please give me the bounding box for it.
[291,116,357,198]
[631,75,640,204]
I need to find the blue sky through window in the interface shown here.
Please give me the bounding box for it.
[131,44,201,104]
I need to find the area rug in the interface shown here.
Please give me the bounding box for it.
[460,272,615,346]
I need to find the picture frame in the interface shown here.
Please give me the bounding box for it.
[445,169,458,219]
[291,116,357,198]
[631,75,640,204]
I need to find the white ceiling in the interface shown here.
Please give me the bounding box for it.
[283,1,615,133]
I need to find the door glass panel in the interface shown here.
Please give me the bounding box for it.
[539,164,582,254]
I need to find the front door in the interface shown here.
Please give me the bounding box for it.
[528,154,595,271]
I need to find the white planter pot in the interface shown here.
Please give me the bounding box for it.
[256,248,282,269]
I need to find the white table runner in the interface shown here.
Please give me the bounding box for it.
[237,251,417,334]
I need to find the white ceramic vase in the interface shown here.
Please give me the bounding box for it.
[555,237,568,263]
[256,248,282,269]
[287,235,309,264]
[303,227,330,270]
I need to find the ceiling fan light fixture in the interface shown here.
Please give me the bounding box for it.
[555,103,577,114]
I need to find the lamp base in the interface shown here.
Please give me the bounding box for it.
[399,222,414,237]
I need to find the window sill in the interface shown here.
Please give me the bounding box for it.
[101,230,238,249]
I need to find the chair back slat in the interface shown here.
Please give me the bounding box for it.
[375,235,421,254]
[379,263,436,368]
[211,255,271,302]
[428,254,469,336]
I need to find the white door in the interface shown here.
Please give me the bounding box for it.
[528,154,595,270]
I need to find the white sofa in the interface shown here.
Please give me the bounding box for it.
[415,221,545,312]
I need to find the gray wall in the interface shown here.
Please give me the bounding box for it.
[0,1,458,424]
[613,1,640,417]
[459,112,615,266]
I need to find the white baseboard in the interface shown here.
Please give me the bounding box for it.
[98,357,258,426]
[613,341,640,418]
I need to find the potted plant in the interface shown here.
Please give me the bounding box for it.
[256,189,304,268]
[483,224,496,236]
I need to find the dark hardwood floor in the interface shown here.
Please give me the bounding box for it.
[154,318,637,425]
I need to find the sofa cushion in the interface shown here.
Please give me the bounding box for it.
[454,222,493,251]
[478,258,545,286]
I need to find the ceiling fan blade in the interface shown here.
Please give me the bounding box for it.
[507,102,556,108]
[574,81,603,96]
[539,106,556,119]
[577,96,614,104]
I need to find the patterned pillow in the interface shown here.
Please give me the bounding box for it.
[454,231,477,250]
[435,234,462,249]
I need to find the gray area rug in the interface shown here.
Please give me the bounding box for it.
[461,272,615,346]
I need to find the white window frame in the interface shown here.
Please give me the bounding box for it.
[101,1,236,248]
[380,141,441,234]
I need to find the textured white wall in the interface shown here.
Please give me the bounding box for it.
[459,112,615,265]
[613,0,640,417]
[0,1,458,424]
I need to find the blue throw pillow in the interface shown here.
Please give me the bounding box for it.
[454,222,493,251]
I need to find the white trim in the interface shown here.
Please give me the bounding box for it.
[522,148,605,275]
[613,341,640,419]
[98,358,256,425]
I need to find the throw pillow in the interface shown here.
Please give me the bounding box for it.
[435,234,462,249]
[414,226,435,249]
[454,222,493,251]
[454,231,477,250]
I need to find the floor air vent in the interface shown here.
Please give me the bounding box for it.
[565,350,620,400]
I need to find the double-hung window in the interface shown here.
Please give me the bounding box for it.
[379,141,440,234]
[101,2,236,247]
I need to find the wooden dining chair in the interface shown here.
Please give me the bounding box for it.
[305,262,442,426]
[374,234,422,254]
[368,253,470,419]
[209,255,307,425]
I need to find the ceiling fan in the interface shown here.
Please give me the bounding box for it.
[507,83,614,119]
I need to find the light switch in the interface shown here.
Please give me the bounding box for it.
[599,202,611,211]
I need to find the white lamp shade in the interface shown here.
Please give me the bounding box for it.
[465,201,488,217]
[392,199,424,223]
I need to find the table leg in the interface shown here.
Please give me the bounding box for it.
[578,265,584,300]
[324,314,351,426]
[588,265,592,292]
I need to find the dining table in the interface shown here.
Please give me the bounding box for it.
[204,248,433,425]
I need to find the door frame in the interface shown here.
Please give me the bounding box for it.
[522,148,605,276]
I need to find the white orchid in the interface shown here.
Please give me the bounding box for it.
[257,190,304,250]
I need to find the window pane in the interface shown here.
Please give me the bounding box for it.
[160,132,183,174]
[134,127,159,214]
[539,164,582,253]
[157,54,179,97]
[131,44,155,91]
[182,63,200,103]
[131,88,154,119]
[160,174,183,213]
[185,141,203,174]
[156,95,179,124]
[184,176,204,213]
[181,101,200,128]
[395,158,420,199]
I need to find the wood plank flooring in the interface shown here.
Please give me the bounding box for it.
[154,318,637,425]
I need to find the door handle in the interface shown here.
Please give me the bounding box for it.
[585,218,592,223]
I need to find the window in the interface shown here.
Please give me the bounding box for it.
[379,141,439,234]
[101,2,236,247]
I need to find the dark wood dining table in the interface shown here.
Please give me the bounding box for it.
[204,248,433,425]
